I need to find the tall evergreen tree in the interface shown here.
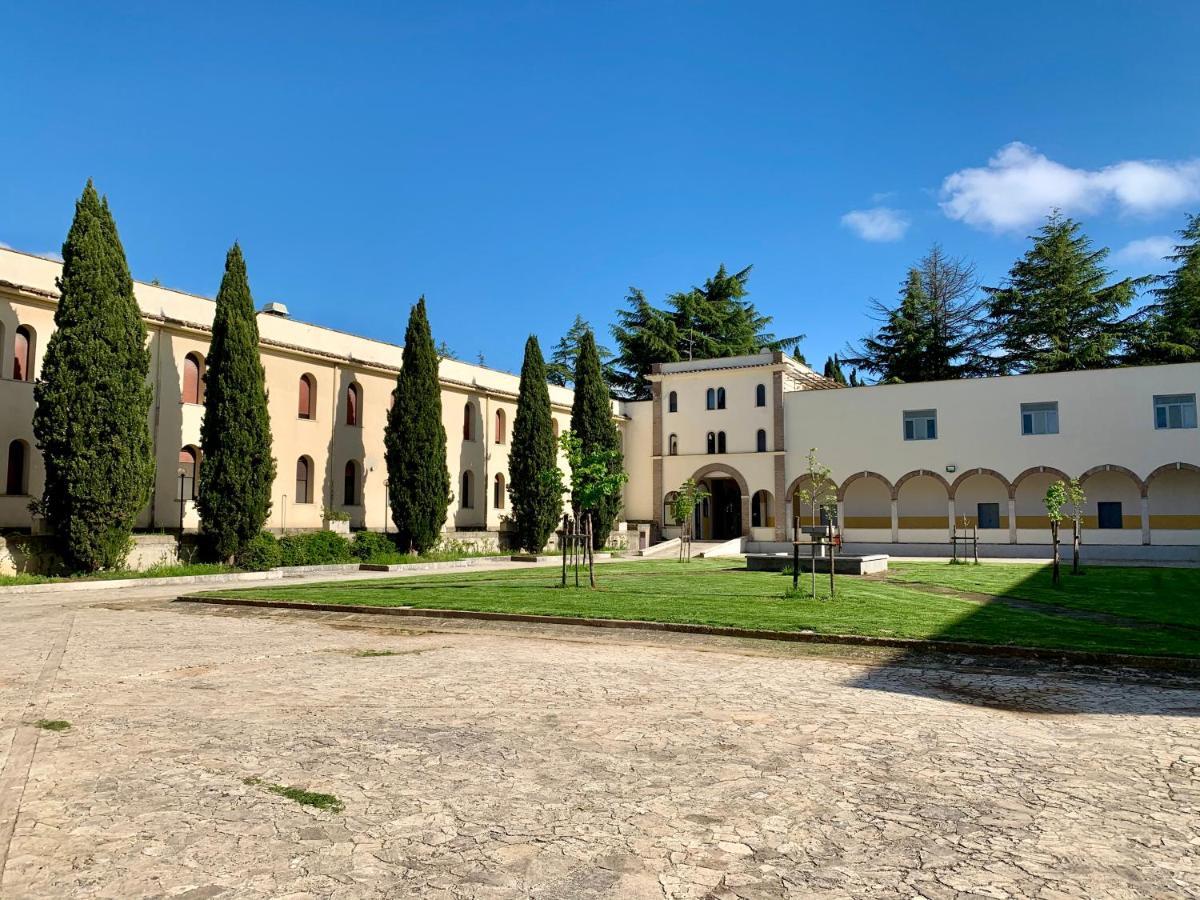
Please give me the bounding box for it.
[822,355,848,384]
[610,265,804,400]
[197,244,276,562]
[546,314,616,387]
[1126,213,1200,364]
[33,181,155,571]
[983,214,1138,373]
[570,328,623,548]
[848,246,987,383]
[385,298,451,553]
[509,336,561,552]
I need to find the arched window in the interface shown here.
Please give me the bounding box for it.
[663,491,680,525]
[182,353,204,404]
[13,325,33,382]
[756,429,767,452]
[751,490,774,528]
[5,440,28,495]
[755,384,766,407]
[716,387,726,409]
[345,383,362,426]
[706,432,716,454]
[495,408,506,444]
[668,434,678,456]
[461,470,474,508]
[295,456,312,504]
[298,374,316,419]
[178,447,199,500]
[706,388,716,410]
[668,391,678,413]
[463,402,475,441]
[343,460,360,506]
[717,431,727,454]
[494,473,506,509]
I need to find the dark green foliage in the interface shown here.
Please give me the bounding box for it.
[509,336,562,552]
[848,369,860,387]
[33,181,155,572]
[610,266,804,399]
[570,329,624,548]
[385,298,451,553]
[197,245,276,561]
[983,215,1139,373]
[546,315,617,387]
[235,531,281,570]
[1126,213,1200,364]
[278,531,353,566]
[822,355,848,384]
[350,530,398,562]
[849,246,988,383]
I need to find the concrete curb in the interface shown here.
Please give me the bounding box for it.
[0,570,286,596]
[173,595,1200,674]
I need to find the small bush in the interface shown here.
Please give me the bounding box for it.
[278,531,353,567]
[236,532,282,571]
[351,530,399,562]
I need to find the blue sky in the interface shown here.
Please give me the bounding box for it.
[3,2,1199,374]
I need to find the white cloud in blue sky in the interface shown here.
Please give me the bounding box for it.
[841,207,909,242]
[940,142,1200,232]
[1115,235,1176,266]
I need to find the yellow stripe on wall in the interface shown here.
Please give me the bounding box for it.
[898,516,949,529]
[1149,515,1200,529]
[844,516,891,529]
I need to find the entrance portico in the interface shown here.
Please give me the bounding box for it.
[690,463,750,540]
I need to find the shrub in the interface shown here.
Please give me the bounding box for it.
[278,531,353,567]
[351,530,399,563]
[236,531,282,571]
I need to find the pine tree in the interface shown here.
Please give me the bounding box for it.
[32,181,155,572]
[546,314,616,387]
[509,336,561,552]
[848,246,987,383]
[570,328,623,548]
[848,369,860,387]
[610,265,804,400]
[983,214,1137,373]
[197,244,276,562]
[1126,213,1200,364]
[386,298,451,553]
[822,355,848,384]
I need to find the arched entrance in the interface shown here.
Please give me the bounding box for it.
[689,464,749,540]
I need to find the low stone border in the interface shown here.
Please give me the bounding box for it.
[509,552,613,563]
[0,569,287,596]
[174,595,1200,674]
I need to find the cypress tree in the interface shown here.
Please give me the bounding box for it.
[509,336,560,552]
[197,244,276,562]
[33,181,155,572]
[569,328,623,548]
[1126,213,1200,364]
[386,297,451,553]
[983,214,1137,373]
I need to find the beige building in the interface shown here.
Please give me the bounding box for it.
[3,244,1199,557]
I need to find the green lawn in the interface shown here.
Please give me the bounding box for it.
[888,562,1200,629]
[195,559,1200,658]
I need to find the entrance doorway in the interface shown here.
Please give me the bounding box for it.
[706,477,742,540]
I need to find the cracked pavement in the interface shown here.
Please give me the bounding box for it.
[1,580,1198,899]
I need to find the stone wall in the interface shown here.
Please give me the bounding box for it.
[0,533,181,576]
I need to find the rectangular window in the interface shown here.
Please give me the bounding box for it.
[1097,501,1123,530]
[1020,401,1059,435]
[1154,393,1197,430]
[903,409,937,441]
[977,503,1000,529]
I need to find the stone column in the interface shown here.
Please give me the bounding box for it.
[1008,497,1017,544]
[890,498,899,543]
[947,498,955,540]
[1141,495,1151,545]
[773,455,787,541]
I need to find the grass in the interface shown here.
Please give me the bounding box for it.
[197,559,1200,658]
[34,719,71,732]
[352,649,399,657]
[358,548,505,566]
[0,562,234,587]
[242,777,344,812]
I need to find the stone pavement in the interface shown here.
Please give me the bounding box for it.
[1,581,1198,899]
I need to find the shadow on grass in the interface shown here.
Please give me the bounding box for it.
[846,562,1200,717]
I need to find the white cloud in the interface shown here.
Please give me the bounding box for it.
[1115,235,1176,266]
[940,142,1200,231]
[841,207,909,242]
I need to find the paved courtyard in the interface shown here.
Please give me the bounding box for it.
[1,579,1198,899]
